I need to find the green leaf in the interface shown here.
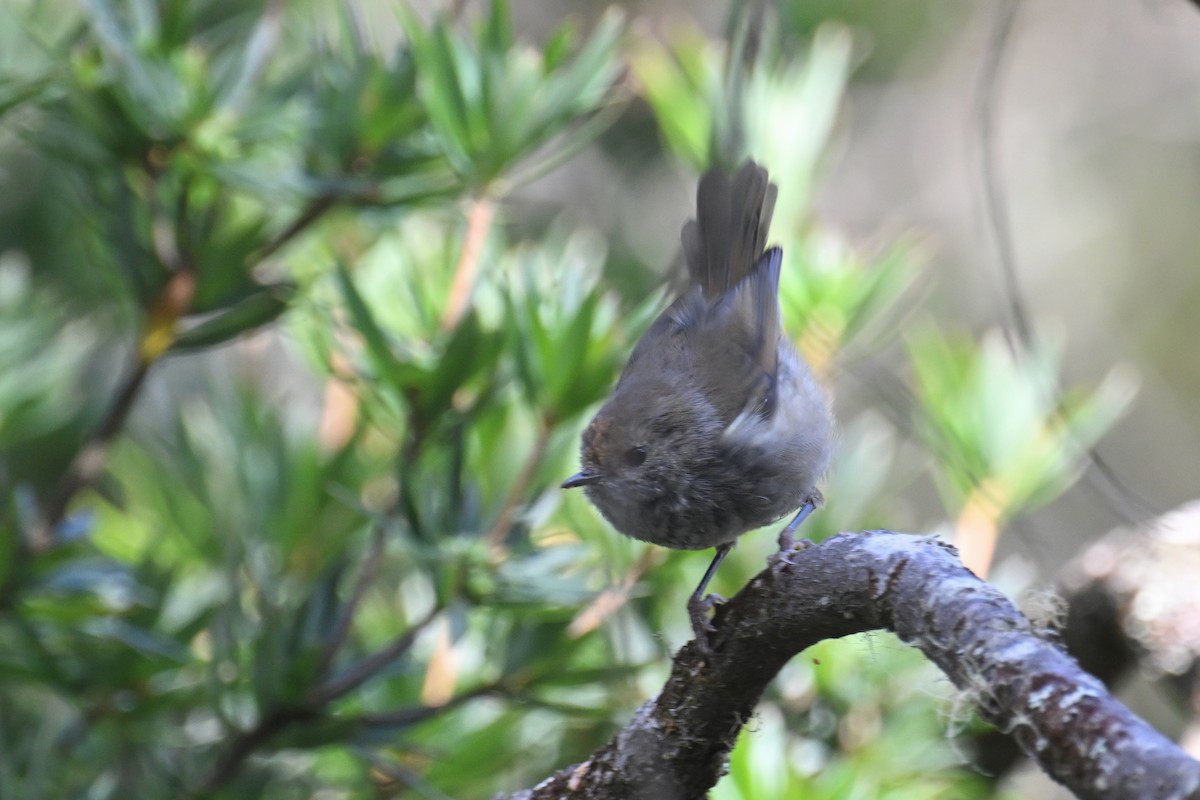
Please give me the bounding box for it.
[400,0,622,187]
[81,618,190,663]
[415,309,503,426]
[483,0,513,54]
[545,290,599,417]
[332,260,421,392]
[908,328,1137,519]
[631,27,715,169]
[170,282,296,352]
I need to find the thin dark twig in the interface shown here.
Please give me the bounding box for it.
[32,358,151,550]
[195,600,458,795]
[307,602,443,705]
[315,524,388,677]
[357,682,502,729]
[257,194,338,261]
[973,0,1030,352]
[195,654,497,795]
[196,706,320,796]
[972,0,1155,525]
[1081,454,1157,520]
[495,692,609,720]
[34,154,200,549]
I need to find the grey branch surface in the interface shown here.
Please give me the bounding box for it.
[497,531,1200,800]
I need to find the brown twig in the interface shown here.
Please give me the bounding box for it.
[566,546,659,638]
[440,195,494,331]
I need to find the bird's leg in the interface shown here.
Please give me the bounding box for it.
[777,493,821,554]
[688,542,733,647]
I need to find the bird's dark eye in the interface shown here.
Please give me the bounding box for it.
[623,446,647,467]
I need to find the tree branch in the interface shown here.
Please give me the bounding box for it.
[196,706,320,796]
[257,194,338,262]
[306,602,443,706]
[29,356,151,552]
[497,531,1200,800]
[315,525,387,678]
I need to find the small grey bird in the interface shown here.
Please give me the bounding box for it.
[562,161,834,641]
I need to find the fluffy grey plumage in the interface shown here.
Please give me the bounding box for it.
[564,162,833,553]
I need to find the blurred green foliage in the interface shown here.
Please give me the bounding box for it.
[0,1,1129,798]
[910,329,1136,522]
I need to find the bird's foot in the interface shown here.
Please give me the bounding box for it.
[773,495,821,564]
[687,592,726,654]
[777,526,811,553]
[774,532,813,562]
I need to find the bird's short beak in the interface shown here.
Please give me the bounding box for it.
[561,471,601,489]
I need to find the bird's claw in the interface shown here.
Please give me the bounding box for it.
[773,497,819,564]
[776,526,813,553]
[688,592,726,653]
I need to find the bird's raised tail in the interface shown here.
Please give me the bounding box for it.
[681,161,778,300]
